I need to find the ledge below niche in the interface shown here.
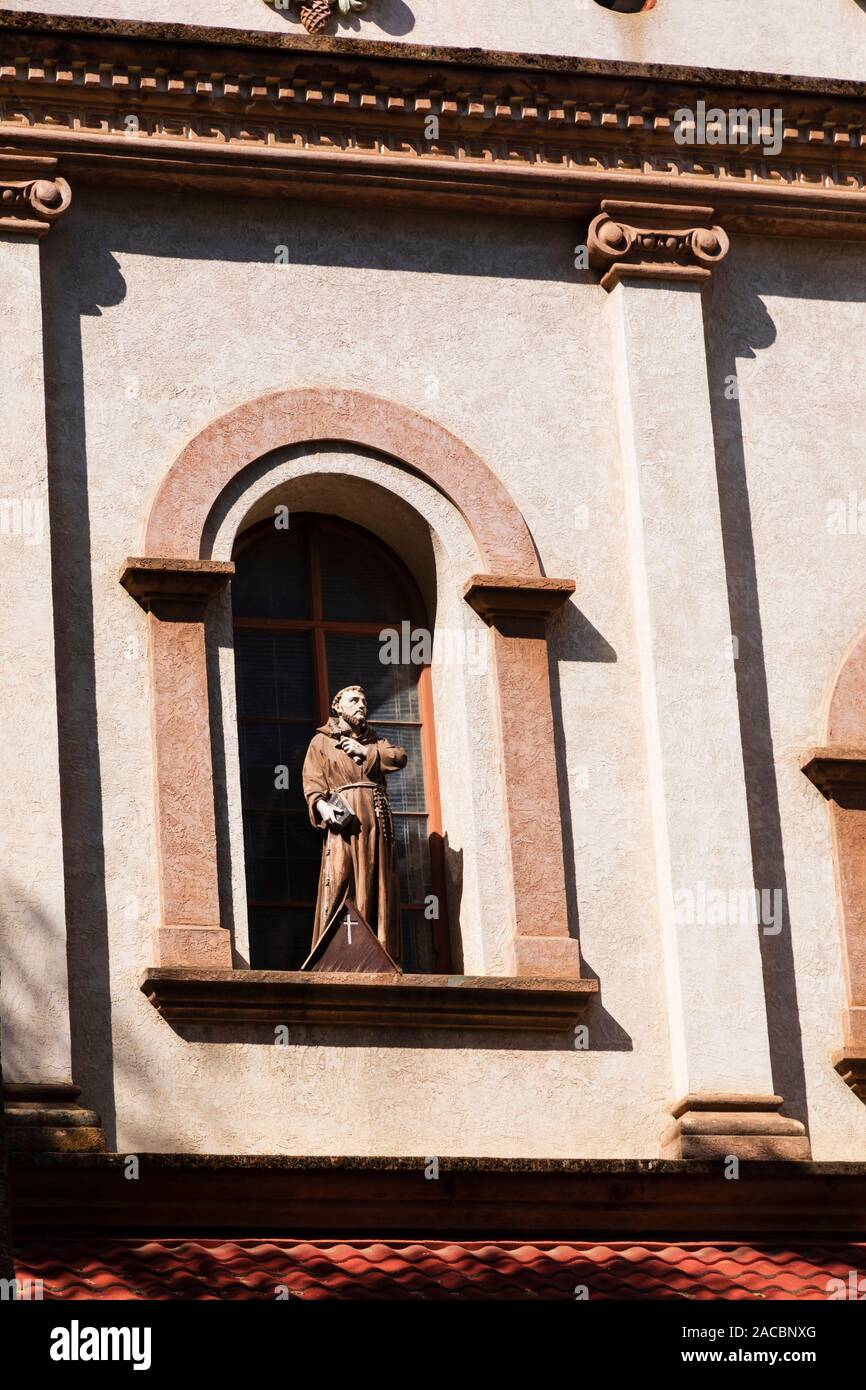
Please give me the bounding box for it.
[141,968,598,1031]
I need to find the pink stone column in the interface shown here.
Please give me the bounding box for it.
[802,630,866,1097]
[463,575,582,978]
[121,559,234,967]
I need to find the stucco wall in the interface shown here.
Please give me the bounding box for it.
[33,177,866,1159]
[3,0,866,80]
[42,186,674,1157]
[708,237,866,1161]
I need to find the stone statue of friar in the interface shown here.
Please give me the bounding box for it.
[302,685,406,961]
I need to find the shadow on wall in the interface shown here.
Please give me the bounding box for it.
[62,185,579,283]
[704,248,866,1134]
[40,209,128,1150]
[705,279,805,1131]
[548,601,617,957]
[441,833,464,975]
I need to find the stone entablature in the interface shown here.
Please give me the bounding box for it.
[0,11,866,238]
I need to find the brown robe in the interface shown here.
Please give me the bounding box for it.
[302,718,407,961]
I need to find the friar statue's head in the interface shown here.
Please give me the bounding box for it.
[331,685,368,731]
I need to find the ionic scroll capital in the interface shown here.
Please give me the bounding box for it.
[588,200,730,291]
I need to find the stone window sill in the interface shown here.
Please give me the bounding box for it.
[141,969,598,1031]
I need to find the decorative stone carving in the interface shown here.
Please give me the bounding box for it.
[265,0,368,33]
[588,200,730,290]
[0,153,70,237]
[119,557,235,615]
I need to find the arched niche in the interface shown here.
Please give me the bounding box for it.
[122,389,581,980]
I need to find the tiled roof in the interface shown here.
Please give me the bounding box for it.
[14,1239,866,1300]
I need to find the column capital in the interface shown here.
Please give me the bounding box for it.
[588,199,730,292]
[800,745,866,801]
[462,574,575,626]
[0,153,71,237]
[119,557,235,615]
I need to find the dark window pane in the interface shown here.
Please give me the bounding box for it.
[401,911,436,974]
[326,633,419,722]
[290,860,322,903]
[234,630,314,719]
[238,723,312,810]
[243,810,287,861]
[243,811,290,901]
[394,813,432,904]
[319,526,418,623]
[243,811,321,903]
[248,908,313,971]
[232,524,309,618]
[382,726,425,812]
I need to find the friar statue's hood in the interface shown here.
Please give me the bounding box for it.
[316,716,378,744]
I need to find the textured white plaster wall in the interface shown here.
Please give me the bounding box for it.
[4,0,866,79]
[0,234,71,1085]
[39,183,866,1158]
[41,186,673,1156]
[707,237,866,1160]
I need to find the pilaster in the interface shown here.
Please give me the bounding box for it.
[595,199,808,1159]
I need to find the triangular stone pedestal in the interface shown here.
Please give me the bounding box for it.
[301,899,401,974]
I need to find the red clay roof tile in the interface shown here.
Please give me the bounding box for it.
[14,1239,866,1301]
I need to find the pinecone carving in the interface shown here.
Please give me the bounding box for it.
[299,0,332,33]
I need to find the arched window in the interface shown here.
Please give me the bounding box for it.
[231,513,448,974]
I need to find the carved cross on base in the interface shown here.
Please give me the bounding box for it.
[301,898,401,973]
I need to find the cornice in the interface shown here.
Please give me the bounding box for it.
[4,10,866,97]
[1,11,866,238]
[11,1150,866,1238]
